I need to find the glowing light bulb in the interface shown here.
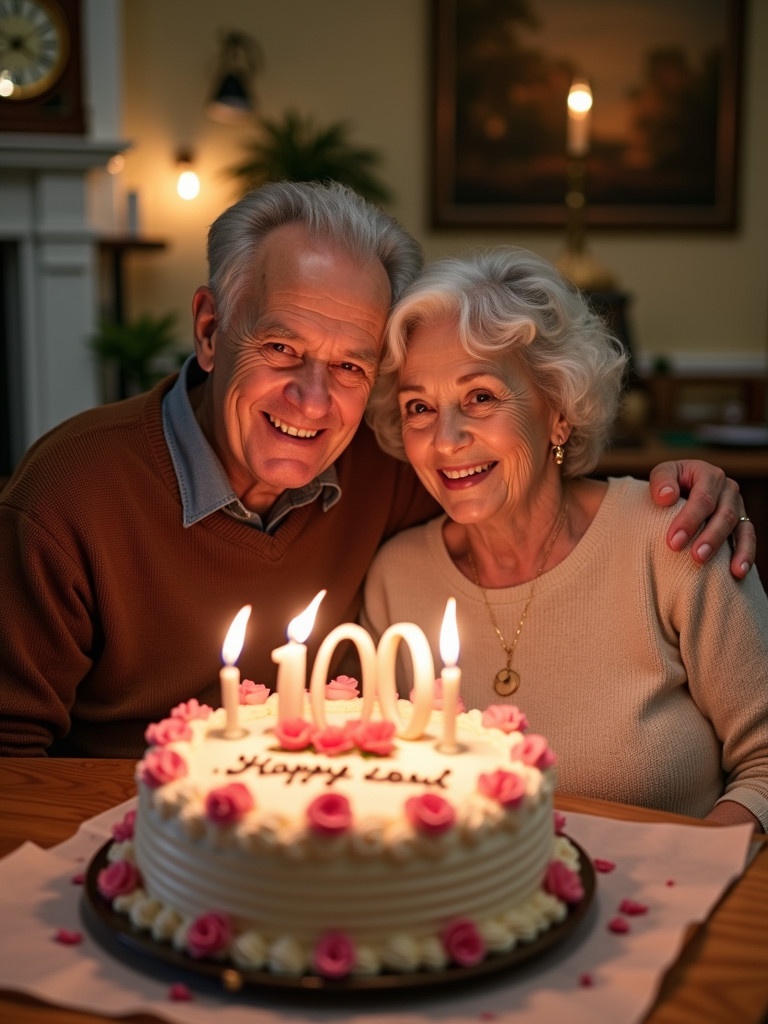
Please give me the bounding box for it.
[177,166,200,200]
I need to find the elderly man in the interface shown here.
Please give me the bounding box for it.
[0,182,753,757]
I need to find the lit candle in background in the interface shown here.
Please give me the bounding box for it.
[272,590,326,723]
[567,78,593,157]
[220,605,252,738]
[438,598,461,752]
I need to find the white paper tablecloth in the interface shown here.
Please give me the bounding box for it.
[0,800,753,1024]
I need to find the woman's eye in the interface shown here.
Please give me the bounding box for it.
[403,399,430,416]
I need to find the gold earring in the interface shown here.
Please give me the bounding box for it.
[552,444,565,466]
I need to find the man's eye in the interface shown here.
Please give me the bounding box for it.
[337,362,364,374]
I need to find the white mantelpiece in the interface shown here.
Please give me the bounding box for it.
[0,135,127,461]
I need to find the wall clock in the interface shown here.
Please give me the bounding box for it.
[0,0,85,133]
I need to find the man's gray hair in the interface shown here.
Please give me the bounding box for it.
[207,180,424,332]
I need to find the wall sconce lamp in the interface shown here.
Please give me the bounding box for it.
[207,30,262,124]
[176,151,200,200]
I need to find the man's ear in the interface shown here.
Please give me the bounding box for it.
[192,286,218,372]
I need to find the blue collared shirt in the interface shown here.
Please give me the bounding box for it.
[162,356,341,534]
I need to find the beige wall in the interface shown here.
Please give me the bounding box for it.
[118,0,768,370]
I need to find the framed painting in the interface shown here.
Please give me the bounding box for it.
[432,0,745,229]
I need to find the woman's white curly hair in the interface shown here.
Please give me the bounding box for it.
[366,246,628,478]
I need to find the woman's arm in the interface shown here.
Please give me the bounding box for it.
[706,800,763,832]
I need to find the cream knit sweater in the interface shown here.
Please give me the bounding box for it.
[362,477,768,828]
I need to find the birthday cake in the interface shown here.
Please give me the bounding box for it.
[96,687,584,980]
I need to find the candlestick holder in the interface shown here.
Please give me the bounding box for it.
[556,156,617,292]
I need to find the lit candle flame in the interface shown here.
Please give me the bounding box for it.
[567,79,593,115]
[221,605,252,665]
[288,590,326,644]
[439,597,459,667]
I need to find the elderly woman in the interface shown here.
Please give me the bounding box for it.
[362,247,768,831]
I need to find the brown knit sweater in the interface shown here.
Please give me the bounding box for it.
[0,376,436,757]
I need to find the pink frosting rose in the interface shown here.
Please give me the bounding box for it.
[477,769,526,808]
[405,792,456,835]
[205,782,254,826]
[186,911,232,959]
[138,748,188,788]
[239,679,270,705]
[326,675,360,700]
[544,860,584,905]
[482,704,529,734]
[349,719,396,756]
[274,717,314,751]
[170,698,212,722]
[510,734,557,770]
[306,792,352,836]
[312,725,355,757]
[111,809,136,842]
[312,931,357,978]
[442,918,486,967]
[97,860,141,901]
[554,810,567,835]
[410,678,466,713]
[144,716,193,747]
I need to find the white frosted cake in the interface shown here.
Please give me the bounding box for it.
[97,689,584,980]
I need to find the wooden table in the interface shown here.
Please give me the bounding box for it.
[1,759,766,1024]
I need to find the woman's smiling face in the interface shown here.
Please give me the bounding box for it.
[398,316,565,525]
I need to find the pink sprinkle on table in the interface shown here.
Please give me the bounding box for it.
[70,872,85,885]
[169,982,193,1001]
[608,916,631,934]
[593,858,616,873]
[580,972,594,987]
[54,929,83,945]
[619,898,649,915]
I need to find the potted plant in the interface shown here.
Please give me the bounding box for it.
[227,109,392,204]
[90,313,179,399]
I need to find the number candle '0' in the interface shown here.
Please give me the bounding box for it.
[309,623,378,730]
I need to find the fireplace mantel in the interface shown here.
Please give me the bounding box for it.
[0,133,128,465]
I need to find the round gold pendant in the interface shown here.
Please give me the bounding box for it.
[494,667,520,696]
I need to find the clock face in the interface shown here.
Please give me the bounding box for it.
[0,0,70,100]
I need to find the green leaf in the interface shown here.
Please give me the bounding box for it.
[227,109,392,205]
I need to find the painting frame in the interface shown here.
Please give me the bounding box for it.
[432,0,745,230]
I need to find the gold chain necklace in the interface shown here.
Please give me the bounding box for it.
[467,498,568,697]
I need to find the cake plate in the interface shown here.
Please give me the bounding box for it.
[81,838,596,996]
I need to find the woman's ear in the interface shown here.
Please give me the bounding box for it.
[192,286,218,372]
[551,410,571,446]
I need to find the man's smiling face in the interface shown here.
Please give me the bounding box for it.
[193,223,392,513]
